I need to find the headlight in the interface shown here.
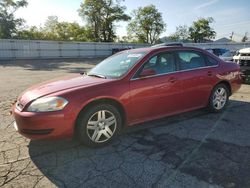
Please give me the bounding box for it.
[27,97,68,112]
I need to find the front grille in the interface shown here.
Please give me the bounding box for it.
[242,53,250,56]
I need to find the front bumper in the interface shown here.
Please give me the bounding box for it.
[12,106,75,140]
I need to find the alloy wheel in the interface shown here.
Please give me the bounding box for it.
[86,110,117,143]
[212,87,227,110]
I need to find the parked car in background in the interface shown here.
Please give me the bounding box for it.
[219,50,237,61]
[233,48,250,84]
[233,47,250,66]
[12,46,242,147]
[206,48,229,56]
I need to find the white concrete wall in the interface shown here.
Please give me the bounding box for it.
[0,39,148,60]
[0,39,250,60]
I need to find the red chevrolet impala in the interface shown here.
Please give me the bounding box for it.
[12,46,241,147]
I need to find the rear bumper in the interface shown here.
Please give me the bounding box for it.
[12,106,75,140]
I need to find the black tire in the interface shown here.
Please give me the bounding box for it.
[76,103,122,147]
[208,83,229,113]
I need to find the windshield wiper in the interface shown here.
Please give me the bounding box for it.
[87,73,106,79]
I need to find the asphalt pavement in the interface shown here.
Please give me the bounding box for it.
[1,59,250,188]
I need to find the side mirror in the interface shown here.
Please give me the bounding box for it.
[139,68,156,78]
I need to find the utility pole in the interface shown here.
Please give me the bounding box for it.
[241,32,248,42]
[229,31,234,41]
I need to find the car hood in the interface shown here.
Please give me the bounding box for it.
[220,56,233,61]
[18,74,113,107]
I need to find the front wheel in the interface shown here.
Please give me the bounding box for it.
[208,84,229,113]
[76,104,122,147]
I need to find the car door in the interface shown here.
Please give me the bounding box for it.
[175,50,214,110]
[128,51,183,125]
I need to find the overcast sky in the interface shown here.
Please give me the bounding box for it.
[16,0,250,41]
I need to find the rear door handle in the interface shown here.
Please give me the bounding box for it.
[207,71,213,76]
[169,77,177,83]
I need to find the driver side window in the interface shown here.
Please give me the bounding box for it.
[144,56,157,69]
[137,52,176,77]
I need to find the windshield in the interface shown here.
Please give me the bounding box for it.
[87,51,146,79]
[221,51,235,57]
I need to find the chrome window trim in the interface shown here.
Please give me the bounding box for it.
[130,49,219,81]
[130,65,219,81]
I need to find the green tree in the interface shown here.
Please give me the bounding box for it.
[0,0,28,38]
[52,22,87,41]
[40,16,59,40]
[189,17,216,43]
[44,16,59,33]
[177,25,189,41]
[169,25,189,41]
[167,34,179,42]
[127,5,166,44]
[18,17,88,41]
[78,0,130,42]
[17,26,45,40]
[42,16,87,41]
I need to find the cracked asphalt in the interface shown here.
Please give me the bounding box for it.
[0,59,250,188]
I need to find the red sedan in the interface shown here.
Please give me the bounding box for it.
[12,46,242,147]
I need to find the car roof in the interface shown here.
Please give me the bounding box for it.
[151,42,183,47]
[238,48,250,53]
[125,46,205,54]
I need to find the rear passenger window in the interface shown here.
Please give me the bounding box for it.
[177,51,206,70]
[206,56,218,66]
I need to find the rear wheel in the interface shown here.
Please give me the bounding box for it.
[208,84,229,112]
[76,104,122,147]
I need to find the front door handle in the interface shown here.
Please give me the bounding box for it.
[207,71,213,76]
[169,77,177,83]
